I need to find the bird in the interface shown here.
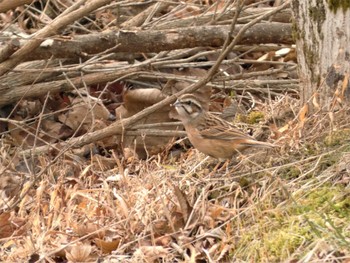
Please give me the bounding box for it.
[173,93,276,160]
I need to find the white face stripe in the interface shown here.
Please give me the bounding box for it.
[175,97,203,122]
[180,98,202,110]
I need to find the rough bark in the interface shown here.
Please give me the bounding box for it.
[3,23,293,62]
[291,1,350,109]
[0,0,34,13]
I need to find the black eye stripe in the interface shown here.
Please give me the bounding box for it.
[182,105,191,115]
[177,98,202,115]
[184,99,198,106]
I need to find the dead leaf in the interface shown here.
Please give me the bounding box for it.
[0,173,21,199]
[134,246,169,262]
[155,236,172,247]
[312,93,321,110]
[72,222,104,239]
[115,86,176,159]
[152,219,172,236]
[91,154,118,171]
[58,96,110,134]
[0,212,13,238]
[122,88,167,115]
[113,189,130,218]
[65,242,93,263]
[341,73,349,99]
[0,212,26,238]
[173,185,192,223]
[298,104,308,124]
[8,115,61,148]
[16,100,42,118]
[209,206,224,220]
[171,5,201,19]
[94,238,120,254]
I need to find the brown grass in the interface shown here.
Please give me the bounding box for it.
[2,97,350,262]
[1,1,350,262]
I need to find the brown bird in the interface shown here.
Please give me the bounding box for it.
[173,94,276,160]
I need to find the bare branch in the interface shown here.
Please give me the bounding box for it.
[0,0,114,76]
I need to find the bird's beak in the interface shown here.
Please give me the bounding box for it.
[171,99,181,107]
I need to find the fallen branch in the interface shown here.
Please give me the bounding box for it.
[13,23,292,62]
[19,1,291,157]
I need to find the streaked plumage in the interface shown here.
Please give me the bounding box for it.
[173,94,276,159]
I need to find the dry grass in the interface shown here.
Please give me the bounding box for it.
[1,100,350,262]
[1,0,350,262]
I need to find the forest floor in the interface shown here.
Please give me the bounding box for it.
[1,1,350,262]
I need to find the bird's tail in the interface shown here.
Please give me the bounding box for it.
[243,139,277,148]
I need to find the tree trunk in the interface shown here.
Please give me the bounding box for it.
[291,1,350,110]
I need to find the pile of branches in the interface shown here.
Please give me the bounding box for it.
[0,0,295,157]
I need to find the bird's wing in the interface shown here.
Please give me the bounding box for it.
[198,115,252,141]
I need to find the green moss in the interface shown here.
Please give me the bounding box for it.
[247,111,265,124]
[248,111,264,124]
[208,189,222,200]
[238,177,251,188]
[231,185,350,261]
[278,166,301,180]
[295,186,350,219]
[327,0,350,13]
[308,3,326,35]
[323,129,350,146]
[304,44,319,73]
[234,215,314,261]
[309,4,326,23]
[303,42,321,87]
[302,186,335,207]
[332,198,350,217]
[291,19,300,41]
[235,111,265,124]
[304,143,321,156]
[317,153,340,171]
[228,90,236,98]
[263,223,312,259]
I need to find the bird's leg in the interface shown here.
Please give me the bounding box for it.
[208,160,220,176]
[217,159,230,173]
[208,158,229,176]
